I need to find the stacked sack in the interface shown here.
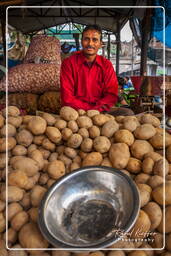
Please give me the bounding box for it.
[0,35,61,93]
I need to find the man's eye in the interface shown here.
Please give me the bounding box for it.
[93,38,98,42]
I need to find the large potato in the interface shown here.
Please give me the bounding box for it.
[28,116,47,135]
[11,211,29,231]
[81,138,93,153]
[126,157,142,173]
[101,120,119,137]
[30,185,47,207]
[149,132,171,149]
[134,124,156,140]
[41,112,56,126]
[137,183,151,207]
[93,136,111,153]
[147,175,163,189]
[2,106,20,117]
[134,173,150,184]
[2,186,24,202]
[77,116,93,128]
[87,109,100,117]
[130,140,153,160]
[60,106,78,121]
[29,149,44,169]
[142,157,154,174]
[82,152,103,166]
[68,120,79,132]
[12,157,39,176]
[67,134,83,148]
[19,222,49,250]
[152,181,171,205]
[153,158,169,177]
[0,137,16,152]
[78,128,89,138]
[114,129,134,146]
[8,170,29,188]
[109,143,130,169]
[47,160,65,179]
[42,138,55,152]
[89,125,100,138]
[140,114,160,127]
[130,210,151,239]
[16,129,33,147]
[122,116,139,132]
[46,127,62,144]
[12,145,27,156]
[144,151,162,161]
[8,116,22,128]
[92,114,110,126]
[54,119,67,130]
[143,201,162,230]
[0,124,16,137]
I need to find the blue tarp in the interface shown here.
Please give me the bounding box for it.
[151,0,171,48]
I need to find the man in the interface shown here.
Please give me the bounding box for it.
[60,24,118,112]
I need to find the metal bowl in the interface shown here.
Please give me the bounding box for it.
[38,166,140,249]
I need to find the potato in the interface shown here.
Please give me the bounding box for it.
[77,116,93,129]
[20,192,31,209]
[143,202,162,230]
[48,152,58,162]
[8,244,28,255]
[58,154,72,167]
[41,112,56,126]
[130,140,154,160]
[42,138,55,152]
[67,133,83,148]
[115,116,124,123]
[52,251,71,256]
[47,179,56,188]
[126,158,142,173]
[12,145,27,156]
[87,109,100,117]
[0,124,16,137]
[8,115,22,128]
[0,212,5,232]
[166,145,171,162]
[150,232,163,249]
[0,114,4,128]
[82,152,103,166]
[134,173,150,184]
[130,210,151,239]
[61,128,73,140]
[144,151,163,162]
[101,157,112,167]
[60,106,78,121]
[101,120,119,138]
[0,137,16,152]
[78,128,89,138]
[16,129,33,147]
[22,115,34,124]
[147,175,163,189]
[12,157,39,176]
[114,129,134,146]
[92,114,110,126]
[28,207,38,222]
[33,135,46,145]
[166,233,171,251]
[0,153,7,169]
[109,235,135,248]
[2,186,24,202]
[127,251,147,256]
[164,206,171,233]
[149,132,171,149]
[29,149,44,169]
[56,145,65,154]
[28,116,47,135]
[153,158,169,177]
[7,202,23,221]
[11,211,29,231]
[8,170,29,188]
[78,109,86,116]
[38,147,50,159]
[30,185,47,207]
[79,138,92,153]
[137,183,151,207]
[73,155,82,164]
[107,251,126,256]
[89,125,100,138]
[89,252,105,256]
[19,222,49,250]
[140,114,160,127]
[0,200,5,212]
[123,116,139,132]
[2,106,20,117]
[93,136,111,153]
[142,157,154,174]
[4,228,17,245]
[70,162,80,172]
[54,119,67,130]
[134,124,156,140]
[47,160,65,179]
[155,181,171,205]
[109,143,130,169]
[67,120,78,133]
[39,173,49,185]
[46,126,62,144]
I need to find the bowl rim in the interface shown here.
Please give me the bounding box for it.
[38,165,140,249]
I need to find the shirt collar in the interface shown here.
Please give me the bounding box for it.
[78,50,103,67]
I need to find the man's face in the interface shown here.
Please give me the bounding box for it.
[81,29,102,57]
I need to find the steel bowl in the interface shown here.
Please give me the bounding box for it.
[38,166,140,249]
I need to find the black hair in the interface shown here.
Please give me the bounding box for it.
[117,76,125,86]
[82,24,102,41]
[125,76,129,81]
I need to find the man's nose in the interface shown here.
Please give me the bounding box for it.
[88,39,94,46]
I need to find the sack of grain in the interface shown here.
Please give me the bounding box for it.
[0,63,60,93]
[23,35,61,64]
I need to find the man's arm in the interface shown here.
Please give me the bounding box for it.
[95,60,118,111]
[60,58,96,110]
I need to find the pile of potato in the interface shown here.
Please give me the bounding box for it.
[0,105,171,256]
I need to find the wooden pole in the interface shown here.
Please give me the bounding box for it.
[107,33,110,60]
[116,21,121,76]
[140,7,152,75]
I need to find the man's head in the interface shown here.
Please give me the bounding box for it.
[81,24,102,58]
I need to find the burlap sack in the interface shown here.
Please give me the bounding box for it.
[0,63,60,93]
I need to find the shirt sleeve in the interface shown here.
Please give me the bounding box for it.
[96,60,118,111]
[60,58,96,111]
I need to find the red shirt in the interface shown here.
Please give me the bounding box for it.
[60,51,118,112]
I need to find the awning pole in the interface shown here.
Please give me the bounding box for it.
[107,33,110,60]
[116,21,120,76]
[140,7,152,75]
